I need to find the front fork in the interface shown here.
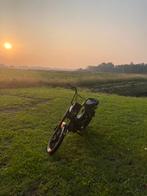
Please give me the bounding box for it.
[61,121,69,136]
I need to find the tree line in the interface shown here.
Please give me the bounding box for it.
[86,62,147,73]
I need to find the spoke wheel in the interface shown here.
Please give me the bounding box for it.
[47,123,66,155]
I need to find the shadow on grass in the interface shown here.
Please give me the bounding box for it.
[47,127,147,195]
[12,126,147,196]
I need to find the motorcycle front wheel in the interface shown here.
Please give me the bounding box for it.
[47,122,67,155]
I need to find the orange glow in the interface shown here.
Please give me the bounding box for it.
[3,42,13,50]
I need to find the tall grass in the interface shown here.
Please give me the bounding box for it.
[0,67,147,96]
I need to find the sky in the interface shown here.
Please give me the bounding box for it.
[0,0,147,69]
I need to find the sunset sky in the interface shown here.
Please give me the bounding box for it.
[0,0,147,69]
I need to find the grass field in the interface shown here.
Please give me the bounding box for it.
[0,87,147,195]
[0,67,147,96]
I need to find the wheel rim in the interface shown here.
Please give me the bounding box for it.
[49,127,62,149]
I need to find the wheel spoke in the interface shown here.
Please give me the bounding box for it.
[50,127,62,149]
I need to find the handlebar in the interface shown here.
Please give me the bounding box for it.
[70,85,78,104]
[68,84,77,93]
[69,85,85,104]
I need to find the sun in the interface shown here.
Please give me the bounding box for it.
[3,42,13,50]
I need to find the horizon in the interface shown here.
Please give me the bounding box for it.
[0,0,147,69]
[1,61,147,72]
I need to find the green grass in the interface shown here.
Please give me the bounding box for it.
[0,67,147,96]
[0,87,147,195]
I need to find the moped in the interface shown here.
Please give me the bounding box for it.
[47,87,99,155]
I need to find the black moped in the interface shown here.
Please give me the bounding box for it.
[47,87,99,155]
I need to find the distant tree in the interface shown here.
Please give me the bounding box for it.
[86,62,147,73]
